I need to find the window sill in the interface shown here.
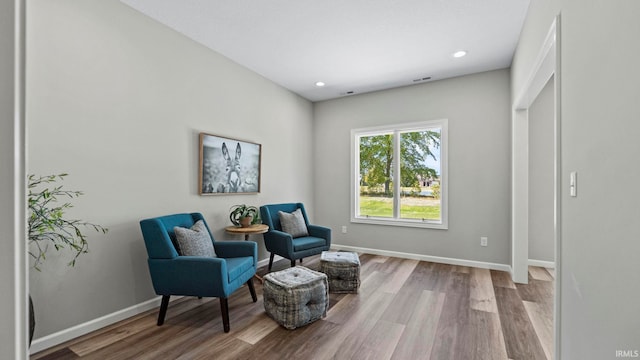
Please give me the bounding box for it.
[351,216,448,230]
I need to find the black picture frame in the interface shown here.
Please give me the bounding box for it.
[199,132,262,195]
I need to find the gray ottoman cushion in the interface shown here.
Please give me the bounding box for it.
[263,266,329,329]
[320,251,361,294]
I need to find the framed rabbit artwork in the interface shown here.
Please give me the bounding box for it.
[199,132,262,195]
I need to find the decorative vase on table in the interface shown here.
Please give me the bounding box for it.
[239,216,253,228]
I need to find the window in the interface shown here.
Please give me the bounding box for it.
[351,119,448,229]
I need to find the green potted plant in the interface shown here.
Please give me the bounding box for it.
[229,204,260,228]
[28,174,108,345]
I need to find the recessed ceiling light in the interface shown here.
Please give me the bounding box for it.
[452,50,467,58]
[315,81,326,87]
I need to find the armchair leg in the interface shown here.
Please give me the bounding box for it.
[247,278,257,302]
[220,298,230,333]
[157,295,170,326]
[268,253,275,271]
[291,259,296,267]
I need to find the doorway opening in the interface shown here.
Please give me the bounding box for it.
[511,15,561,360]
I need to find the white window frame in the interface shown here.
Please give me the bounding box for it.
[350,119,448,229]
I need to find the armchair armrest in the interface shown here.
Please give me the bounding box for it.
[308,225,331,246]
[215,241,257,264]
[263,229,294,255]
[148,256,228,297]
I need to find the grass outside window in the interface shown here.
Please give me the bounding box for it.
[359,195,441,220]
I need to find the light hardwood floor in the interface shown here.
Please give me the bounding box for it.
[31,254,554,360]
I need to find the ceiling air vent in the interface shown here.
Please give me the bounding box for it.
[340,90,356,96]
[412,76,432,83]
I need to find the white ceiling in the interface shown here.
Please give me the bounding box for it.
[120,0,530,102]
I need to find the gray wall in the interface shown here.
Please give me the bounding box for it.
[314,69,512,265]
[27,0,314,338]
[1,0,27,357]
[512,0,640,357]
[528,76,555,263]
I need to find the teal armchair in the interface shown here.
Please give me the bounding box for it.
[139,213,257,333]
[260,203,331,271]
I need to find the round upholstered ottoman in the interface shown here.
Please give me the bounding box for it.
[320,251,361,294]
[262,266,329,330]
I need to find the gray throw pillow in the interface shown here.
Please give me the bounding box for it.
[174,220,217,257]
[279,209,309,238]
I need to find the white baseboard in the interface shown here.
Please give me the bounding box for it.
[331,244,512,273]
[528,259,556,268]
[257,254,285,268]
[30,295,170,354]
[257,256,270,268]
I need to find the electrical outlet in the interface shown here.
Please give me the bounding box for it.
[480,237,488,247]
[341,226,348,234]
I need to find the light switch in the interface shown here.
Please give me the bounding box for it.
[570,171,577,197]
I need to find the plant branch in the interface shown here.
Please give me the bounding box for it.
[28,174,108,271]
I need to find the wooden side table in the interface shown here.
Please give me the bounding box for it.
[224,224,269,282]
[224,224,269,240]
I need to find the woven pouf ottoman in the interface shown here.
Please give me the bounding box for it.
[262,266,329,330]
[320,251,361,294]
